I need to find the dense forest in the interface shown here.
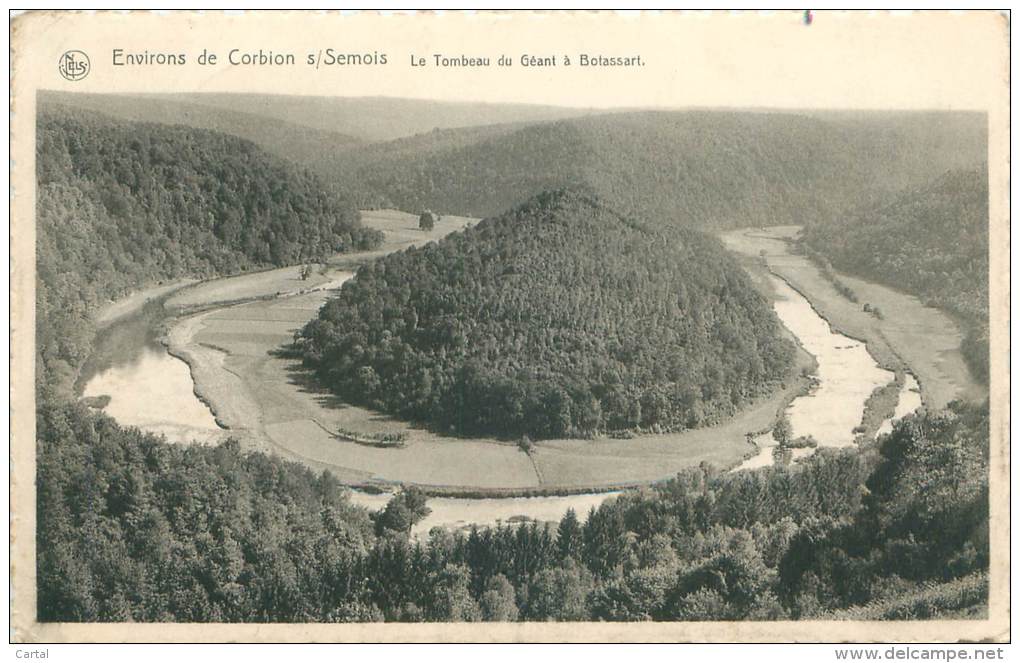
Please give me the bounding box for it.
[346,111,987,228]
[36,104,382,398]
[296,190,795,439]
[802,168,990,382]
[38,399,988,621]
[43,95,986,235]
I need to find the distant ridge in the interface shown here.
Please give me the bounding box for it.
[43,92,988,234]
[346,109,987,229]
[46,91,598,141]
[39,91,366,169]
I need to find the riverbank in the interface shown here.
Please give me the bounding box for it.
[94,278,197,328]
[725,226,984,410]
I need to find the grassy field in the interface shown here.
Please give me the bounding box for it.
[330,209,479,270]
[95,278,197,327]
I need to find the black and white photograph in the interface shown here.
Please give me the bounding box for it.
[8,9,1010,647]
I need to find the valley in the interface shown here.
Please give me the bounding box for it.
[36,93,993,623]
[81,214,978,506]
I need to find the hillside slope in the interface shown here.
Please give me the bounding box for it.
[349,111,987,228]
[801,167,989,381]
[38,91,365,170]
[36,104,382,397]
[297,189,795,439]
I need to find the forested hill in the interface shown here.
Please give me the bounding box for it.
[36,104,382,398]
[38,91,366,172]
[297,189,795,440]
[347,110,987,228]
[801,167,990,382]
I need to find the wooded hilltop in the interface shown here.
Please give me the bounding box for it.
[297,189,795,439]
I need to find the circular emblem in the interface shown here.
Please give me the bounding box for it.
[58,50,90,81]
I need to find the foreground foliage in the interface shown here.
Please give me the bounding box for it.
[297,190,794,439]
[37,401,988,622]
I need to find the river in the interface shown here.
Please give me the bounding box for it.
[733,275,894,471]
[79,297,224,444]
[79,232,907,530]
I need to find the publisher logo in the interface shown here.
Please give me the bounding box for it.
[58,50,90,81]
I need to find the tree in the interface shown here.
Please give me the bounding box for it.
[772,445,793,467]
[524,561,592,621]
[772,414,793,446]
[667,528,774,620]
[556,508,583,562]
[429,563,480,622]
[419,210,437,232]
[479,574,519,621]
[375,487,432,537]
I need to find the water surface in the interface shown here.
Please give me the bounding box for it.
[735,275,894,470]
[348,490,622,537]
[81,301,221,444]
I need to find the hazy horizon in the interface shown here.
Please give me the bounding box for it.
[40,88,992,116]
